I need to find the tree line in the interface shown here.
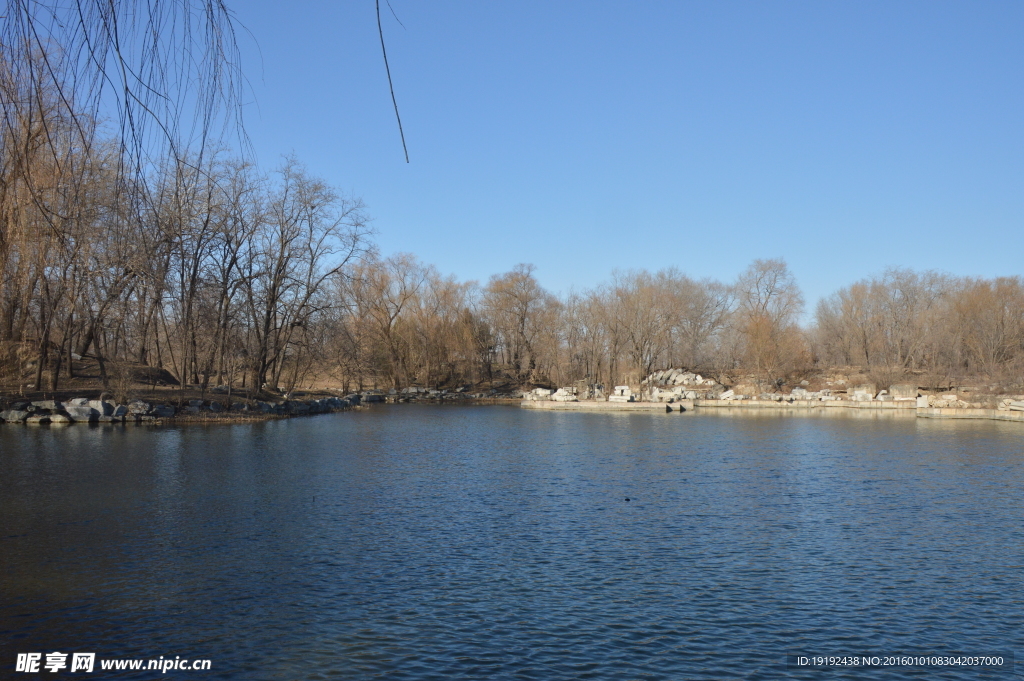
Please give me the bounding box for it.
[5,143,1024,397]
[3,53,1023,397]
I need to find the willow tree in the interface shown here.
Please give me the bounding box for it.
[1,0,245,166]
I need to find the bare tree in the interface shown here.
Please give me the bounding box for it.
[482,264,557,383]
[243,159,371,392]
[735,258,805,386]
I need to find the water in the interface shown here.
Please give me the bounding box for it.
[1,405,1022,679]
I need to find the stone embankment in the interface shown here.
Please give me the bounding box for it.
[520,369,1024,425]
[521,400,692,412]
[0,394,362,425]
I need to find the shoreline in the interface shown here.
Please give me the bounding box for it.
[0,394,529,427]
[521,398,1024,424]
[4,395,1022,426]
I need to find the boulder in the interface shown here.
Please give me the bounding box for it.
[0,410,29,423]
[31,400,60,411]
[151,404,175,418]
[851,384,877,398]
[889,384,918,399]
[128,400,151,415]
[87,400,114,416]
[67,397,90,407]
[64,406,99,423]
[209,401,224,413]
[49,413,72,424]
[113,405,129,417]
[188,399,205,409]
[25,414,51,425]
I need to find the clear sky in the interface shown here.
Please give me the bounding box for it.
[229,1,1023,306]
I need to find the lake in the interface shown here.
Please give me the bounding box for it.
[1,405,1021,679]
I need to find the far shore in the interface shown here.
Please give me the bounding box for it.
[521,396,1024,424]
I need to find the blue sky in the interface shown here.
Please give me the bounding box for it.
[230,1,1023,306]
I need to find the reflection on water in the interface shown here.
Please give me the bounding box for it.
[1,405,1021,679]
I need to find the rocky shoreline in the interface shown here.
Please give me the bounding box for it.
[0,388,528,426]
[0,394,361,425]
[519,367,1024,425]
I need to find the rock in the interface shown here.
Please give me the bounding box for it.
[551,387,579,402]
[188,399,205,409]
[851,384,877,399]
[31,400,59,411]
[151,404,175,418]
[67,397,90,407]
[25,414,51,425]
[889,384,918,399]
[128,400,150,415]
[209,402,224,413]
[608,385,634,402]
[231,402,246,411]
[0,410,29,423]
[113,405,129,417]
[64,406,99,422]
[49,413,72,424]
[87,400,114,416]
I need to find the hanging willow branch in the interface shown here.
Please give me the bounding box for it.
[0,0,247,172]
[376,0,409,163]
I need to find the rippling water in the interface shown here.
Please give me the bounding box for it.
[1,405,1022,679]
